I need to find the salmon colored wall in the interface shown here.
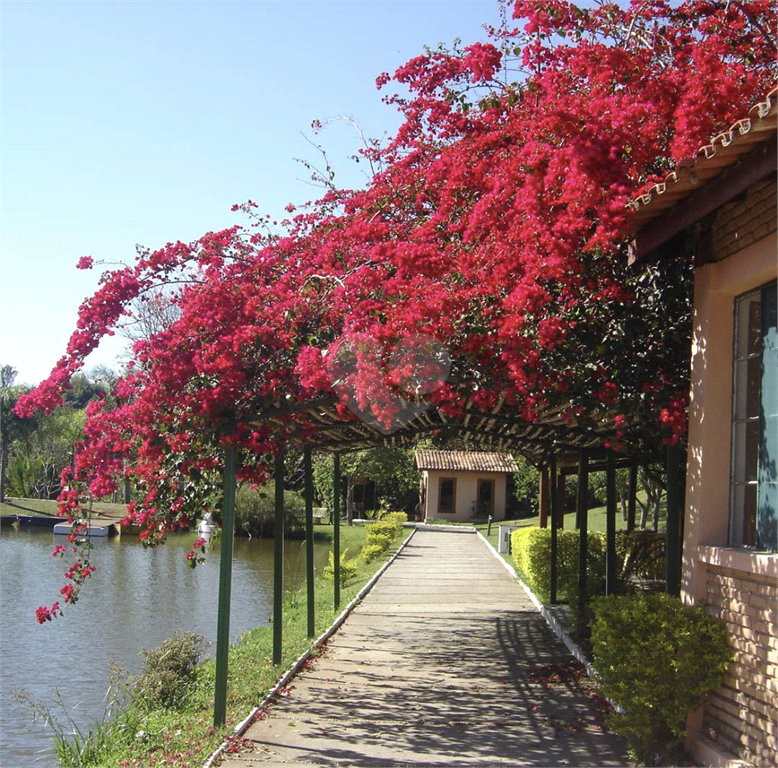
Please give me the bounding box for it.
[422,470,507,522]
[682,229,777,766]
[682,230,778,604]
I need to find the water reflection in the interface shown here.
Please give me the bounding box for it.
[0,527,331,766]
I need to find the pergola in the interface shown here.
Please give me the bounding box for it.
[210,387,682,726]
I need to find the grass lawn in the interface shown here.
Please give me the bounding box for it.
[0,497,129,519]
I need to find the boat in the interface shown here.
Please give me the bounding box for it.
[15,513,64,529]
[197,512,217,535]
[0,515,17,527]
[53,520,116,537]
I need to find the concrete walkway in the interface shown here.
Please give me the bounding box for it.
[217,528,629,767]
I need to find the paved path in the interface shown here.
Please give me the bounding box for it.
[218,528,628,767]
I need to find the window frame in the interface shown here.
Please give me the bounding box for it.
[729,280,777,552]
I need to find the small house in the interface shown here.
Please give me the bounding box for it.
[414,450,518,522]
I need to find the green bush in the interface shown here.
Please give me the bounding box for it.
[323,548,358,584]
[234,483,306,538]
[591,593,733,766]
[365,531,393,551]
[132,630,206,710]
[510,527,605,604]
[360,542,386,563]
[365,520,402,539]
[380,511,407,525]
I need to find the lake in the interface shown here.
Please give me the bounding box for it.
[0,526,331,767]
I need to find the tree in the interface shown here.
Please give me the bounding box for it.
[313,447,420,517]
[16,1,776,620]
[1,365,21,502]
[511,456,540,516]
[7,407,85,499]
[62,372,107,409]
[120,289,182,344]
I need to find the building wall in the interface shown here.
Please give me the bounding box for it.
[700,559,777,765]
[423,470,508,522]
[682,180,777,765]
[712,176,777,263]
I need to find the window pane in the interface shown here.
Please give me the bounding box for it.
[734,358,762,419]
[742,483,758,548]
[735,294,761,358]
[732,421,760,483]
[477,479,494,516]
[757,283,777,552]
[731,282,778,552]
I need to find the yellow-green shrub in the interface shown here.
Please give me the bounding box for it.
[380,511,407,525]
[323,548,358,585]
[360,543,386,563]
[366,520,401,540]
[365,532,393,551]
[510,527,605,604]
[591,593,733,765]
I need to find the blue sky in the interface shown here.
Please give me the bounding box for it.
[1,0,502,386]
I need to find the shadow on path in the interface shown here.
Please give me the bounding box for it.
[218,529,629,767]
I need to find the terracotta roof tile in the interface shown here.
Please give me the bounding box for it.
[414,450,518,473]
[629,86,777,229]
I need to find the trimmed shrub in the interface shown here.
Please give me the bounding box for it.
[366,520,402,539]
[380,511,408,525]
[511,527,605,604]
[132,630,206,710]
[360,543,386,563]
[365,532,393,551]
[591,593,733,766]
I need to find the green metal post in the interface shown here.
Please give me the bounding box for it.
[665,442,683,596]
[333,453,341,609]
[576,449,589,632]
[273,449,285,665]
[213,445,237,727]
[304,448,315,637]
[549,455,558,605]
[605,449,617,596]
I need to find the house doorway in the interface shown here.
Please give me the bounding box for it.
[438,477,456,515]
[477,479,495,517]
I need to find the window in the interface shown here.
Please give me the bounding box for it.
[438,477,456,515]
[477,479,495,517]
[730,281,777,552]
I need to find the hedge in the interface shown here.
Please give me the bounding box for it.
[510,527,606,604]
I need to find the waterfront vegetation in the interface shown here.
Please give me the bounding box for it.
[22,521,407,768]
[0,497,127,518]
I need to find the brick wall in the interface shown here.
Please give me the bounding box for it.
[713,176,777,262]
[702,564,778,766]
